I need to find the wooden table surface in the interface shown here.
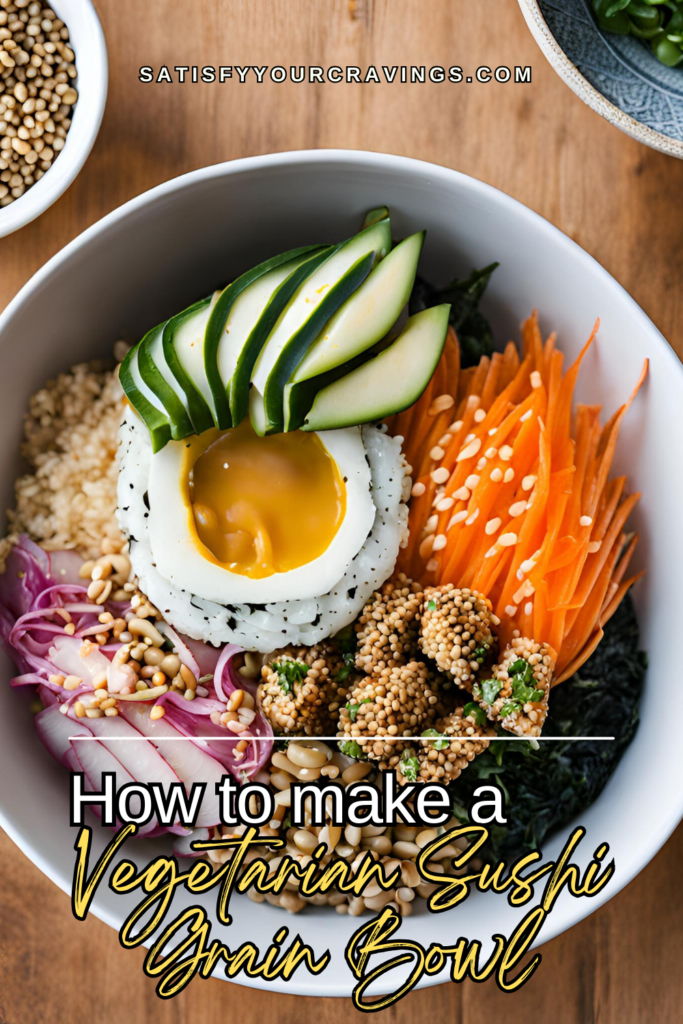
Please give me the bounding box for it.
[1,1,683,1020]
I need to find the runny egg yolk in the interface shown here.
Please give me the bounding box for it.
[185,420,346,578]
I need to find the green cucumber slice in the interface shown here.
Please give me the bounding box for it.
[228,248,333,427]
[251,217,392,434]
[204,245,324,428]
[119,343,172,453]
[137,323,194,440]
[302,305,451,432]
[163,293,220,435]
[292,231,425,384]
[362,206,390,229]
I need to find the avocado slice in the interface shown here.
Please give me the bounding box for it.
[204,245,325,429]
[137,322,194,440]
[163,293,220,435]
[292,231,425,385]
[228,247,333,427]
[302,305,451,432]
[119,342,172,453]
[251,216,392,434]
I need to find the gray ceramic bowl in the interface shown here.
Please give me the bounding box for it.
[519,0,683,158]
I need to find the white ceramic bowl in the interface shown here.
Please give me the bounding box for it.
[0,151,680,998]
[0,0,107,238]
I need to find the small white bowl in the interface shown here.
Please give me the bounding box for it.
[0,0,107,238]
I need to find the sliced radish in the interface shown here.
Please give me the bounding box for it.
[71,735,159,836]
[49,634,110,685]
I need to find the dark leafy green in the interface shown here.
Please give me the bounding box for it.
[449,594,646,863]
[592,0,683,67]
[271,659,308,694]
[409,262,499,367]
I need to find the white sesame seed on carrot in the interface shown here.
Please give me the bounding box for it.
[485,446,497,458]
[448,510,469,528]
[453,485,470,501]
[419,535,435,560]
[580,515,593,527]
[465,474,480,489]
[490,467,503,483]
[522,475,536,491]
[425,514,439,533]
[524,601,534,616]
[438,433,453,447]
[499,445,513,462]
[465,508,479,526]
[449,419,464,433]
[530,370,542,389]
[587,540,602,553]
[431,467,450,484]
[509,501,526,517]
[488,427,498,436]
[411,481,426,497]
[464,432,476,443]
[485,545,498,558]
[503,468,515,483]
[436,496,455,512]
[432,534,447,552]
[505,604,518,616]
[426,557,439,572]
[473,408,486,423]
[498,532,518,547]
[485,517,501,535]
[428,394,455,416]
[520,409,532,422]
[430,445,445,461]
[476,457,487,471]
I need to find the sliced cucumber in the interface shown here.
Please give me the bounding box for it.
[164,293,220,435]
[251,217,392,434]
[228,247,333,427]
[119,342,171,453]
[292,231,425,385]
[137,323,194,440]
[204,245,324,428]
[362,206,390,229]
[302,305,451,432]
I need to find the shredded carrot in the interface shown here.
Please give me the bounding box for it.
[389,311,647,684]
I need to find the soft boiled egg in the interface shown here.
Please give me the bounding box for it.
[146,419,376,604]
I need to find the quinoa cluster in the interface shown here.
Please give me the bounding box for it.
[476,636,555,738]
[398,705,495,785]
[258,642,353,737]
[419,584,496,688]
[354,573,423,674]
[337,660,442,765]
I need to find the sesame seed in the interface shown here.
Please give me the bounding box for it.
[430,445,445,461]
[476,457,487,470]
[419,535,435,559]
[580,515,593,527]
[505,605,518,616]
[474,408,486,423]
[426,558,439,572]
[449,510,469,528]
[465,508,479,526]
[488,428,498,437]
[432,534,447,552]
[453,486,470,501]
[411,482,426,497]
[530,370,542,389]
[520,558,536,573]
[464,432,476,443]
[438,433,453,447]
[431,467,450,484]
[485,447,497,458]
[503,468,515,483]
[522,475,536,491]
[428,394,455,415]
[509,501,526,517]
[499,445,513,462]
[498,532,518,547]
[436,496,455,512]
[524,601,534,616]
[465,474,480,489]
[520,409,532,422]
[485,545,498,558]
[485,518,501,535]
[587,540,602,553]
[490,467,503,483]
[425,514,439,533]
[449,420,464,433]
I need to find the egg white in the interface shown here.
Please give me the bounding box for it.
[146,427,376,604]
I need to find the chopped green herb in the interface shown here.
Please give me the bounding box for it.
[422,728,449,751]
[427,599,437,612]
[500,702,521,718]
[481,678,501,705]
[338,739,367,760]
[473,641,492,665]
[335,650,356,682]
[463,702,487,727]
[400,754,420,782]
[530,689,545,703]
[271,659,308,694]
[282,814,292,830]
[346,697,372,722]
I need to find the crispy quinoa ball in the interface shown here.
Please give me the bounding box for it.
[258,642,353,736]
[337,660,440,763]
[475,636,556,738]
[396,706,495,784]
[355,574,424,675]
[419,585,496,690]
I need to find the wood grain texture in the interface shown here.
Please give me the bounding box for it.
[1,0,682,1020]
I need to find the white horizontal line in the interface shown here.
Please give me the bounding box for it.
[68,735,615,742]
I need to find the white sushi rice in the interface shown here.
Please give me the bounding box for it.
[116,410,411,651]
